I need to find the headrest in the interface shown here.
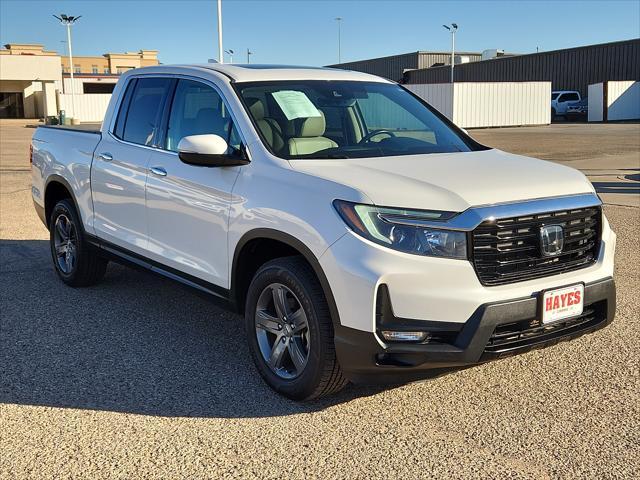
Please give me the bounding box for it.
[298,111,326,137]
[246,98,265,120]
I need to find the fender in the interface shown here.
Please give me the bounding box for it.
[232,228,342,328]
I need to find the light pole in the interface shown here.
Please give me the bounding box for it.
[54,14,81,120]
[225,49,234,63]
[217,0,223,62]
[442,23,458,83]
[246,48,253,64]
[60,40,67,93]
[335,17,343,63]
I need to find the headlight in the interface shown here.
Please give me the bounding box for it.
[333,200,467,259]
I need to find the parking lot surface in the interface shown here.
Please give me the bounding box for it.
[1,120,639,479]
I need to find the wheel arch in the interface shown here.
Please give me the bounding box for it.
[44,175,83,230]
[231,229,341,328]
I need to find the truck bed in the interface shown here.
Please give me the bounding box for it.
[31,124,104,233]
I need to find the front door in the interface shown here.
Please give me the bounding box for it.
[91,77,173,254]
[144,79,243,288]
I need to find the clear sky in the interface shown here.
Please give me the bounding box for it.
[1,0,639,66]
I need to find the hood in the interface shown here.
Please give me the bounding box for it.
[289,149,594,212]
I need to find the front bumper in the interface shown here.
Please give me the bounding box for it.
[335,277,615,384]
[320,212,616,331]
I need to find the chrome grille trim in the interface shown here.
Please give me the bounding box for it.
[471,205,602,286]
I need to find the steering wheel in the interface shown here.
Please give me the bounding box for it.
[358,129,397,144]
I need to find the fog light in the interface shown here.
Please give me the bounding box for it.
[381,331,430,342]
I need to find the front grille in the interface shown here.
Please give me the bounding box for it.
[485,301,605,353]
[471,206,601,286]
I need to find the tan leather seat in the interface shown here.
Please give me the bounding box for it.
[246,98,285,154]
[288,111,338,156]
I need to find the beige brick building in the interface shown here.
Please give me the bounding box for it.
[61,49,159,75]
[0,43,159,118]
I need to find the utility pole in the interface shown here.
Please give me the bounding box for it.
[217,0,223,62]
[54,14,81,120]
[247,48,253,64]
[335,17,343,63]
[442,23,458,83]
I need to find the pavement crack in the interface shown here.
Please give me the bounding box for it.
[604,203,639,209]
[0,188,31,195]
[422,423,552,479]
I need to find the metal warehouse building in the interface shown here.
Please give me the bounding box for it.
[327,51,482,82]
[403,39,640,96]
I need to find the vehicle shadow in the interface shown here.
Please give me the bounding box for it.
[0,239,398,418]
[591,181,640,195]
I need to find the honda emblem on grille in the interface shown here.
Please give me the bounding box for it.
[540,225,564,257]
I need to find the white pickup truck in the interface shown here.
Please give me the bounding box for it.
[32,64,616,400]
[551,90,582,117]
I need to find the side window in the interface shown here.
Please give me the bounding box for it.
[559,93,579,103]
[121,78,173,147]
[227,123,243,152]
[114,79,136,139]
[166,79,233,152]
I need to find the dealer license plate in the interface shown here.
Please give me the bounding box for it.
[541,284,584,324]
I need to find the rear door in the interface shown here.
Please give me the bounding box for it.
[91,77,174,254]
[144,78,244,288]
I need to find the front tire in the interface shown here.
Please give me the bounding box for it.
[49,199,108,287]
[245,257,347,400]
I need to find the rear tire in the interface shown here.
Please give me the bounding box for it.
[49,199,108,287]
[245,256,348,400]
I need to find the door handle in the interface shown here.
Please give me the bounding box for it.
[150,166,167,177]
[97,152,113,162]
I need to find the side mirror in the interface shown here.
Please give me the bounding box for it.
[177,134,249,167]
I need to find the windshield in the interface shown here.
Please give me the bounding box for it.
[551,93,560,100]
[236,81,475,159]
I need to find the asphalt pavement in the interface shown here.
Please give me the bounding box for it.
[1,120,639,479]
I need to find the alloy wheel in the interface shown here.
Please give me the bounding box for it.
[254,283,310,380]
[53,213,78,274]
